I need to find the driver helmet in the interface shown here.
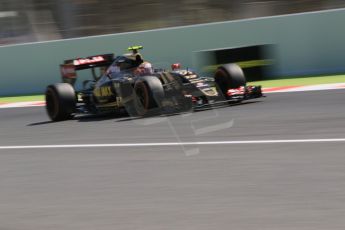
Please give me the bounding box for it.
[137,61,153,75]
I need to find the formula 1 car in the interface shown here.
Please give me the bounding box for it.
[45,46,263,121]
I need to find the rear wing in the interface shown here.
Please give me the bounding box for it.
[60,53,114,85]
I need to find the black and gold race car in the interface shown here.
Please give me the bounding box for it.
[45,46,263,121]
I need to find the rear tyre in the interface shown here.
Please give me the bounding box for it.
[125,76,164,117]
[45,83,76,121]
[214,64,246,99]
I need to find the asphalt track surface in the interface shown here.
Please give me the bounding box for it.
[0,89,345,230]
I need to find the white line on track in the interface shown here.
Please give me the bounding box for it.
[1,138,345,149]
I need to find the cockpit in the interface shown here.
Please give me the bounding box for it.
[106,46,151,76]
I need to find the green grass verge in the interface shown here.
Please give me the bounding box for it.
[1,75,345,103]
[249,75,345,88]
[0,95,44,103]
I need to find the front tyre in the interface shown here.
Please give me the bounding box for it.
[214,63,246,102]
[125,76,164,117]
[45,83,76,121]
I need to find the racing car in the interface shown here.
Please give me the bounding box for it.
[45,46,263,121]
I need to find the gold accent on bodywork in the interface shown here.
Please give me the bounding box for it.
[202,87,218,96]
[93,86,113,97]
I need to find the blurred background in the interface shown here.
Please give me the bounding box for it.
[1,0,345,46]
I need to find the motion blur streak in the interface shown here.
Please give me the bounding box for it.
[1,0,345,46]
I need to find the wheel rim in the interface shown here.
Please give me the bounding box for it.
[134,83,149,115]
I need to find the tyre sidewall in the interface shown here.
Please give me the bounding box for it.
[45,83,76,121]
